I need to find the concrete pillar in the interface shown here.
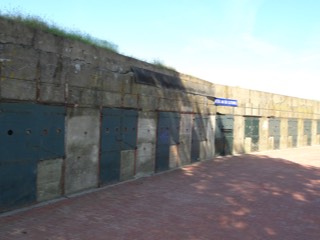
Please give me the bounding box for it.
[64,107,100,194]
[178,113,193,166]
[297,119,304,147]
[136,111,157,177]
[259,117,269,151]
[311,119,317,145]
[233,116,245,154]
[37,158,63,202]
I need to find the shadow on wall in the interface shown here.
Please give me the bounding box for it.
[131,66,216,175]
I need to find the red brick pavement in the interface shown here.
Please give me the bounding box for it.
[0,146,319,240]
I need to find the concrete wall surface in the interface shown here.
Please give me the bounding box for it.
[1,17,320,212]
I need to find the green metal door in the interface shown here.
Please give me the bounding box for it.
[155,112,180,172]
[269,118,281,149]
[304,119,312,146]
[288,119,298,147]
[100,108,138,185]
[191,115,208,162]
[0,103,65,212]
[245,117,260,152]
[215,115,234,156]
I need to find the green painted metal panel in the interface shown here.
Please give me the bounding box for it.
[215,115,234,156]
[122,110,138,150]
[100,108,138,185]
[0,103,65,212]
[155,145,170,172]
[0,103,38,161]
[304,119,312,146]
[269,118,280,149]
[245,117,260,152]
[0,159,36,212]
[38,105,65,160]
[288,119,298,147]
[156,112,180,172]
[191,115,209,162]
[317,120,320,134]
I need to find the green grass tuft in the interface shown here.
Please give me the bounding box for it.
[0,11,119,53]
[151,59,177,72]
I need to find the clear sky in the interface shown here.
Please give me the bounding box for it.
[1,0,320,100]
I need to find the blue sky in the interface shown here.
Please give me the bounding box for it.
[1,0,320,100]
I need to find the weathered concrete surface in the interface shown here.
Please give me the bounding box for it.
[0,146,319,240]
[37,158,63,202]
[64,107,100,194]
[178,113,193,165]
[1,16,320,213]
[136,111,157,177]
[120,150,135,181]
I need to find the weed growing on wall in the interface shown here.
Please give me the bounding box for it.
[151,59,177,72]
[0,11,119,53]
[0,11,178,72]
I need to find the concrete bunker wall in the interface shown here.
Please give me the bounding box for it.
[1,18,320,212]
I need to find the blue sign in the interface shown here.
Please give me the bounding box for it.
[214,98,238,107]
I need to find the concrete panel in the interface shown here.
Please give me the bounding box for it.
[0,44,38,81]
[244,137,252,153]
[297,119,304,147]
[136,143,155,177]
[288,136,293,148]
[67,87,100,106]
[138,95,158,111]
[120,150,135,181]
[169,145,179,169]
[199,141,210,161]
[206,115,216,160]
[123,94,138,108]
[65,107,100,194]
[259,117,269,152]
[37,158,63,202]
[234,107,244,116]
[137,111,157,143]
[158,98,180,112]
[33,30,60,53]
[280,118,288,149]
[245,107,252,116]
[179,114,193,165]
[178,142,191,166]
[39,83,65,103]
[252,108,260,116]
[233,116,245,154]
[1,79,36,100]
[312,120,318,145]
[39,52,66,85]
[0,18,34,45]
[180,101,193,112]
[100,91,122,107]
[268,137,274,150]
[66,61,97,88]
[180,114,193,136]
[133,84,160,96]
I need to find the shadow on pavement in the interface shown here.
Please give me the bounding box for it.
[0,153,319,240]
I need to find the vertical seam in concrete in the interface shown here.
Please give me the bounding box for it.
[0,61,2,100]
[60,107,68,196]
[97,106,103,187]
[36,58,41,102]
[133,111,139,176]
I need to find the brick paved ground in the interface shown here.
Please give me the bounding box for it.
[0,146,319,240]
